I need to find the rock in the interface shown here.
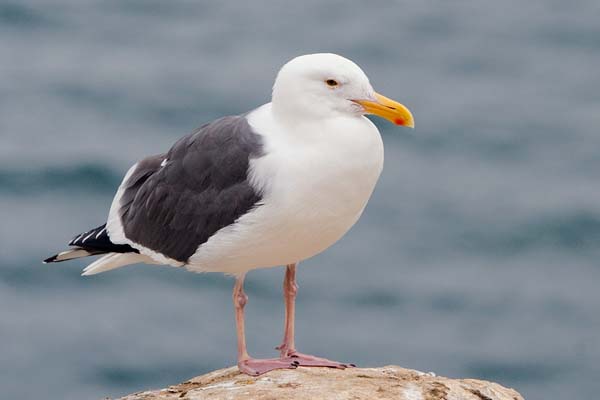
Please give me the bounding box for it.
[116,365,524,400]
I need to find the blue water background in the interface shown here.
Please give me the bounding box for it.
[1,1,600,399]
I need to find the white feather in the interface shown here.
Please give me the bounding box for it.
[81,253,155,276]
[50,249,92,262]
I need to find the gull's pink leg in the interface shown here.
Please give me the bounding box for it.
[233,274,299,376]
[276,263,354,369]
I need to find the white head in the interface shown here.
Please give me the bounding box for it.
[271,53,414,127]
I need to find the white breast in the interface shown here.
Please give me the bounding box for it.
[187,104,384,275]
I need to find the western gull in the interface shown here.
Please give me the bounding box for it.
[44,53,414,375]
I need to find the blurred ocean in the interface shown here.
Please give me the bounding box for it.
[2,1,600,399]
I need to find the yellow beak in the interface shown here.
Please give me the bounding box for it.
[354,92,414,128]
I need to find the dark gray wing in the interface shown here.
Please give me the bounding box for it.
[119,115,264,263]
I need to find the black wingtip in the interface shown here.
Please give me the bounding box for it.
[43,255,58,264]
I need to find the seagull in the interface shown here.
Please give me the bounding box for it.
[44,53,414,376]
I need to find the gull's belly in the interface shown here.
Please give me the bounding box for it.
[258,162,378,263]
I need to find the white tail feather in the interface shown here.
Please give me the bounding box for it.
[48,249,93,263]
[82,253,147,276]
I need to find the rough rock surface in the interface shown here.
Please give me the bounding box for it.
[116,365,524,400]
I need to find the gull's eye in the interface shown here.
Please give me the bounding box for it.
[325,79,339,87]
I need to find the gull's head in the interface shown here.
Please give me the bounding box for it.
[272,53,414,128]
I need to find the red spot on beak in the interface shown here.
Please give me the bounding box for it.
[394,118,405,126]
